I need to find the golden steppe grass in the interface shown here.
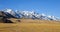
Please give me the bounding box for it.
[0,18,60,32]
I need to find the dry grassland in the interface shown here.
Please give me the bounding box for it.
[0,19,60,32]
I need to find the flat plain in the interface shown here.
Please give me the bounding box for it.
[0,19,60,32]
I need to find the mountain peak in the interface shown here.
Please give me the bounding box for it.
[0,9,60,21]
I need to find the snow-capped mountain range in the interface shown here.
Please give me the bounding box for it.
[1,9,60,21]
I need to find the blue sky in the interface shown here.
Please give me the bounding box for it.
[0,0,60,17]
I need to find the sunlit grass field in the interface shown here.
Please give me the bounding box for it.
[0,19,60,32]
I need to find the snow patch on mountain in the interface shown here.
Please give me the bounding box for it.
[1,9,60,21]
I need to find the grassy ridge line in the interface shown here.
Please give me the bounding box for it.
[9,18,60,24]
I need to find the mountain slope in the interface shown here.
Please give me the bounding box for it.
[1,9,60,21]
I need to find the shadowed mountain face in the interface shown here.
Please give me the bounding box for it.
[0,11,6,17]
[0,11,16,18]
[0,11,16,23]
[4,12,16,18]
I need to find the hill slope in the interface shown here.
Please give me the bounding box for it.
[9,18,60,24]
